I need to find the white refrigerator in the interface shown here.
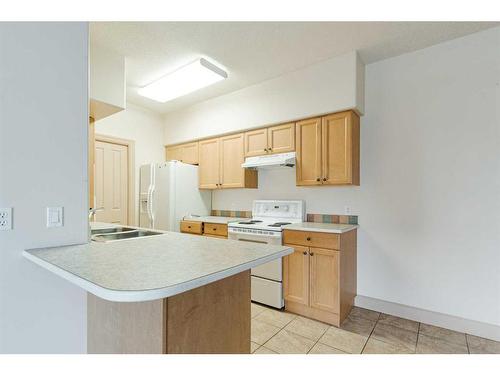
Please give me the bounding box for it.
[139,161,211,231]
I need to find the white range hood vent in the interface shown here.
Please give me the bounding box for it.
[241,152,296,169]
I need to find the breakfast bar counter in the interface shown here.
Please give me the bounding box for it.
[23,229,292,354]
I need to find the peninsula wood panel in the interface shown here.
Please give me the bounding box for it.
[198,138,220,189]
[87,270,251,354]
[166,271,250,354]
[244,128,268,157]
[268,122,295,154]
[322,111,359,185]
[295,117,322,185]
[283,245,310,307]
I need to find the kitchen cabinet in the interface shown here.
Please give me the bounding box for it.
[296,110,360,186]
[198,138,220,189]
[180,220,229,239]
[244,123,295,157]
[283,229,357,327]
[198,134,257,190]
[166,142,199,165]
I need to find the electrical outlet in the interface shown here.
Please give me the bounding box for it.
[0,207,13,230]
[344,206,352,215]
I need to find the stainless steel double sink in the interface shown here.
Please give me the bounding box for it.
[91,226,163,242]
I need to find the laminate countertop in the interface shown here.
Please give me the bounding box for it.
[284,222,358,234]
[23,229,292,303]
[182,216,242,224]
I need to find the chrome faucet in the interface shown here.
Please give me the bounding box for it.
[88,208,103,221]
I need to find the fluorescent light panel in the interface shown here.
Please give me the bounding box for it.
[138,58,227,103]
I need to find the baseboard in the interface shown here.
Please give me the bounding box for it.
[355,295,500,342]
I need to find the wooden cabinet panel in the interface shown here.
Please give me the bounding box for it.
[283,245,310,307]
[181,142,199,165]
[166,142,199,165]
[244,128,268,157]
[283,230,340,250]
[309,248,340,314]
[268,123,295,154]
[322,112,358,185]
[296,118,322,186]
[180,220,203,235]
[166,145,183,162]
[220,134,245,188]
[204,223,228,237]
[198,138,220,189]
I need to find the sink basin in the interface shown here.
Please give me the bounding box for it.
[92,229,163,242]
[91,226,136,235]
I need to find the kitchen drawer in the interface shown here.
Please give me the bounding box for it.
[180,220,203,235]
[204,223,228,237]
[283,229,340,250]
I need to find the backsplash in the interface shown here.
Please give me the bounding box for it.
[306,213,358,225]
[211,209,358,224]
[211,209,252,218]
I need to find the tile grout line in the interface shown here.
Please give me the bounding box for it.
[359,311,381,354]
[258,311,298,351]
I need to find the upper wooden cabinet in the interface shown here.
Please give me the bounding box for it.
[198,138,220,189]
[244,123,295,157]
[296,110,360,186]
[166,142,199,165]
[199,134,257,190]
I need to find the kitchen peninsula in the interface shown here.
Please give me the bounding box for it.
[23,227,293,354]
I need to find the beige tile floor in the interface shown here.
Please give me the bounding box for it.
[250,303,500,354]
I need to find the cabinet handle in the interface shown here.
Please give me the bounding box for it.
[316,178,320,182]
[213,228,216,231]
[306,237,311,241]
[323,178,327,181]
[268,147,272,151]
[310,252,314,256]
[264,149,267,152]
[188,226,191,229]
[302,251,307,255]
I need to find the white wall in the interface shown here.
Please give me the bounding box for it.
[163,51,364,144]
[175,28,500,328]
[0,23,89,353]
[95,103,165,225]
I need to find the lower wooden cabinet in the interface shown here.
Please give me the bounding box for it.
[283,229,356,326]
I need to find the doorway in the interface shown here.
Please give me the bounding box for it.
[93,135,135,225]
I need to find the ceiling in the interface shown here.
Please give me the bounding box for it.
[90,22,498,114]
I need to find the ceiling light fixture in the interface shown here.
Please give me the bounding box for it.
[138,58,228,103]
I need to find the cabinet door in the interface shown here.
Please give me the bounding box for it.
[219,133,245,188]
[198,138,220,189]
[295,118,322,186]
[181,142,199,165]
[166,145,183,162]
[309,248,339,314]
[322,111,359,185]
[244,128,268,157]
[268,123,295,154]
[283,245,310,307]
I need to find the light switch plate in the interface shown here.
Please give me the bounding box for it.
[46,207,63,228]
[0,207,13,230]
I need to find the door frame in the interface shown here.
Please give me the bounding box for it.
[95,134,136,226]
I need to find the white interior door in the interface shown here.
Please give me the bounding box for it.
[94,140,129,224]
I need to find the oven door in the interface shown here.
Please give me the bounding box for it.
[228,230,283,282]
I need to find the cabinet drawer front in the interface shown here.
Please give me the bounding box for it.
[180,221,203,234]
[204,223,228,237]
[283,230,340,250]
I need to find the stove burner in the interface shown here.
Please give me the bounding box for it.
[238,220,263,224]
[268,222,292,227]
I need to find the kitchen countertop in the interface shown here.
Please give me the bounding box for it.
[284,222,358,234]
[182,215,242,224]
[23,229,292,303]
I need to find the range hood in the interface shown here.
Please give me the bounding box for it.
[241,152,296,169]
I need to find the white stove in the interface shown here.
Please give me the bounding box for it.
[228,200,304,308]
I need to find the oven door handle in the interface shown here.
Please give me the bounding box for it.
[236,238,269,245]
